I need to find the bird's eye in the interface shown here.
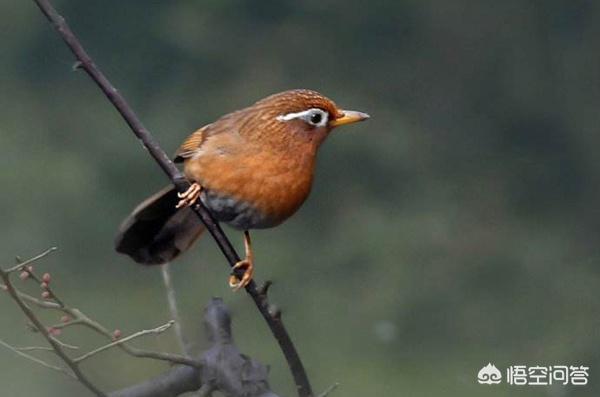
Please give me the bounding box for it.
[304,109,328,127]
[277,108,329,127]
[310,112,322,125]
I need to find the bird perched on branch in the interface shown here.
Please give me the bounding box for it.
[115,89,369,290]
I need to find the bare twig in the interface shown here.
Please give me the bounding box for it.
[15,346,55,352]
[75,321,175,364]
[4,247,57,273]
[48,319,84,330]
[71,309,199,368]
[6,249,199,368]
[0,338,75,378]
[50,337,80,350]
[161,265,204,397]
[160,264,191,356]
[32,2,313,395]
[4,250,281,396]
[2,247,201,397]
[0,268,107,397]
[13,289,62,309]
[317,383,340,397]
[17,340,79,351]
[15,252,66,307]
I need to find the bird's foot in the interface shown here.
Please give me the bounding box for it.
[176,183,202,208]
[229,258,254,291]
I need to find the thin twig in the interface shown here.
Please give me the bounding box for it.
[4,247,57,273]
[14,289,62,309]
[0,338,75,378]
[160,264,191,356]
[32,2,313,395]
[75,321,175,364]
[71,310,199,367]
[160,265,204,397]
[317,383,340,397]
[15,346,55,352]
[3,249,197,394]
[7,254,198,368]
[17,340,79,351]
[0,268,107,397]
[48,319,84,330]
[49,336,80,350]
[11,248,67,307]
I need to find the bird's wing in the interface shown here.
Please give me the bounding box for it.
[173,109,248,163]
[174,125,210,163]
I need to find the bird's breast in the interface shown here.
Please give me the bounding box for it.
[185,144,316,230]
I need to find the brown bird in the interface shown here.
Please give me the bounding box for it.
[115,89,369,289]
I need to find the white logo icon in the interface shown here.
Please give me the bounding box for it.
[478,363,502,385]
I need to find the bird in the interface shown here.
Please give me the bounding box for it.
[115,89,369,290]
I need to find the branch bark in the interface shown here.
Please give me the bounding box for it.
[110,298,280,397]
[31,1,313,396]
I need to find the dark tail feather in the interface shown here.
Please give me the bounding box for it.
[115,186,205,265]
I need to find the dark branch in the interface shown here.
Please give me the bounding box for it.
[110,298,280,397]
[31,1,313,396]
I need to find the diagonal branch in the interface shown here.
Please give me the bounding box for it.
[31,1,313,396]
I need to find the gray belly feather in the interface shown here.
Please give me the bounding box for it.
[200,189,272,230]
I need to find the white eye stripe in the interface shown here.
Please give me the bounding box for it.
[277,108,329,127]
[276,109,313,121]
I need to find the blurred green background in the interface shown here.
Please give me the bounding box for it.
[1,1,599,396]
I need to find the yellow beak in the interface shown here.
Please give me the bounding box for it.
[329,110,370,127]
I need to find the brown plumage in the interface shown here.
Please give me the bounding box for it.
[115,89,369,289]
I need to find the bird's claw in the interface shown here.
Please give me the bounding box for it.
[229,259,254,291]
[176,183,202,208]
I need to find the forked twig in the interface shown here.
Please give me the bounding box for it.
[0,267,107,397]
[4,247,57,273]
[75,321,175,364]
[4,248,198,368]
[0,338,75,378]
[2,249,284,396]
[2,248,203,397]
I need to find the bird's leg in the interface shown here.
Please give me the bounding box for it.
[229,231,254,291]
[176,183,202,208]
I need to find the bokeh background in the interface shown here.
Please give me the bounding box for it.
[1,1,600,396]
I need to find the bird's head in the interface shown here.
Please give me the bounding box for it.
[247,89,369,148]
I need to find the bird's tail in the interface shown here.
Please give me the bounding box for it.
[115,186,205,265]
